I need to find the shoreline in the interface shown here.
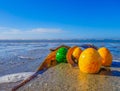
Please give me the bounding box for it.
[1,62,120,91]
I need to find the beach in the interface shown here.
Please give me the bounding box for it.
[18,63,120,91]
[0,40,120,91]
[1,62,120,91]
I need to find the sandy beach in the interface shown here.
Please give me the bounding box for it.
[1,62,120,91]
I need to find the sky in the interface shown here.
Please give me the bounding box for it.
[0,0,120,39]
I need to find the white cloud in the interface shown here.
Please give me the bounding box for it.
[0,27,21,34]
[2,29,22,34]
[30,28,63,33]
[0,27,63,34]
[0,27,7,30]
[0,27,65,39]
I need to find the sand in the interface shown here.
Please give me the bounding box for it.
[1,62,120,91]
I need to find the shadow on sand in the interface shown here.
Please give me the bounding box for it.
[99,70,120,77]
[99,61,120,77]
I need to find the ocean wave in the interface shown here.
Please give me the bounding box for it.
[113,60,120,62]
[0,72,34,84]
[18,56,38,60]
[32,44,48,47]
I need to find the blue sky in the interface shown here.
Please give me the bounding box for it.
[0,0,120,39]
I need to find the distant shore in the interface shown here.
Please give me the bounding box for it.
[0,39,120,43]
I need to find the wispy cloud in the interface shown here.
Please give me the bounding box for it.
[30,28,63,33]
[0,27,64,34]
[0,27,21,34]
[0,27,65,39]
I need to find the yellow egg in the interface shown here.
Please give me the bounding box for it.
[72,47,82,60]
[98,47,112,66]
[79,48,102,73]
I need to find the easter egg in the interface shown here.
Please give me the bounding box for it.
[98,47,112,66]
[56,47,68,63]
[72,47,82,61]
[79,48,102,73]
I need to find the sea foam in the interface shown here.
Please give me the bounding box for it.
[0,72,34,84]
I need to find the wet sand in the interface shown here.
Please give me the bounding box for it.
[1,62,120,91]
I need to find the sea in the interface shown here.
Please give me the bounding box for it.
[0,39,120,84]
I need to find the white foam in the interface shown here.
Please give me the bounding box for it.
[18,56,35,60]
[113,60,120,62]
[0,72,34,84]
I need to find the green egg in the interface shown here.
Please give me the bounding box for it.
[56,47,68,63]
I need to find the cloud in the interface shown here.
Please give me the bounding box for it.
[0,27,21,34]
[0,27,65,39]
[30,28,63,33]
[0,27,63,34]
[0,27,7,30]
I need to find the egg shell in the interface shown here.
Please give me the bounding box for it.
[72,47,82,60]
[98,47,112,66]
[79,48,102,73]
[56,47,68,63]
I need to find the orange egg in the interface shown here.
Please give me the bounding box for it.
[72,47,82,61]
[98,47,112,66]
[66,46,78,66]
[79,48,102,73]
